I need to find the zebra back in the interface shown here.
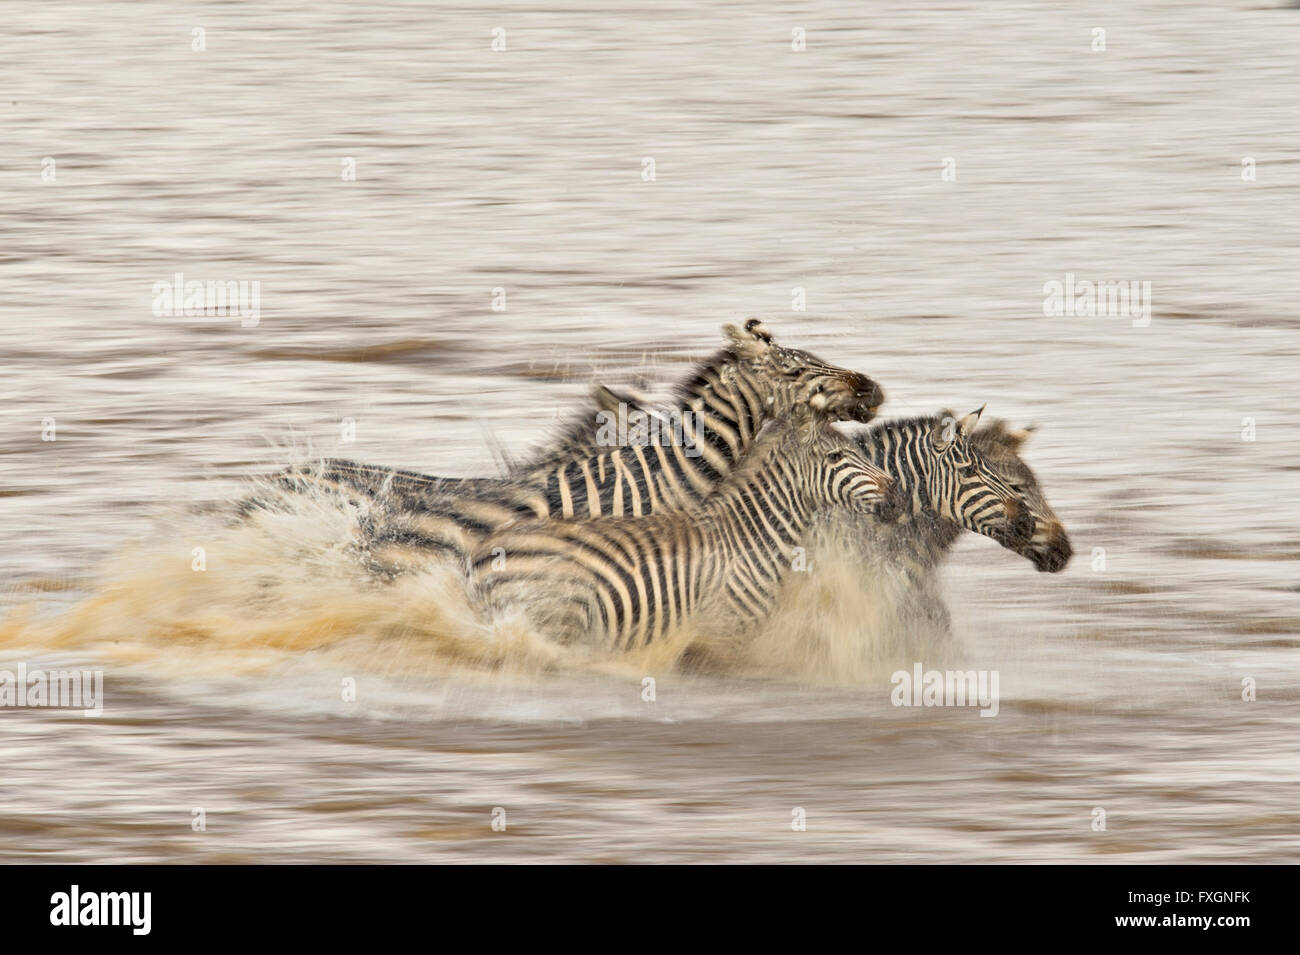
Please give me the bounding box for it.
[264,321,887,572]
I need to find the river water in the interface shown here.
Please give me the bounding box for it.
[1,0,1297,863]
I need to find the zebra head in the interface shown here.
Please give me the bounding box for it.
[969,420,1072,573]
[799,424,901,519]
[717,319,884,423]
[862,407,1036,551]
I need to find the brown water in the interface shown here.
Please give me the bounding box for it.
[2,0,1298,863]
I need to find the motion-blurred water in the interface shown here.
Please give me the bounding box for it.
[1,0,1297,863]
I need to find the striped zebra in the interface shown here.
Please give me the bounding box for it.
[764,412,1071,654]
[268,320,885,570]
[469,419,900,650]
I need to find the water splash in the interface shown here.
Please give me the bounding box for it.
[1,474,956,688]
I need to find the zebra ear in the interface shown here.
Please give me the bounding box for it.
[1005,424,1035,450]
[957,405,986,437]
[723,321,771,358]
[743,318,774,343]
[589,384,625,415]
[932,410,958,452]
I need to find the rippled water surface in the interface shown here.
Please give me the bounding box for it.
[1,0,1298,863]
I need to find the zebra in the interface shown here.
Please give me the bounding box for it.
[851,407,1037,552]
[757,412,1072,663]
[266,320,886,570]
[469,418,902,651]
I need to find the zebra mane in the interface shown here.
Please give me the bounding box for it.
[970,418,1035,455]
[670,339,759,407]
[862,412,950,438]
[852,412,954,464]
[711,417,835,494]
[503,386,612,476]
[865,415,1034,461]
[860,411,1024,445]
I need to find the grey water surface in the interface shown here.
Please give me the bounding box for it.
[0,0,1297,862]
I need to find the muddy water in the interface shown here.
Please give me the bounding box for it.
[1,0,1298,862]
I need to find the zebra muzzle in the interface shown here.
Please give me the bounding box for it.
[1028,523,1072,573]
[844,375,885,422]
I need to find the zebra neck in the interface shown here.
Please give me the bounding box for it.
[703,462,815,624]
[865,424,934,517]
[865,423,966,559]
[680,366,770,464]
[914,514,964,559]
